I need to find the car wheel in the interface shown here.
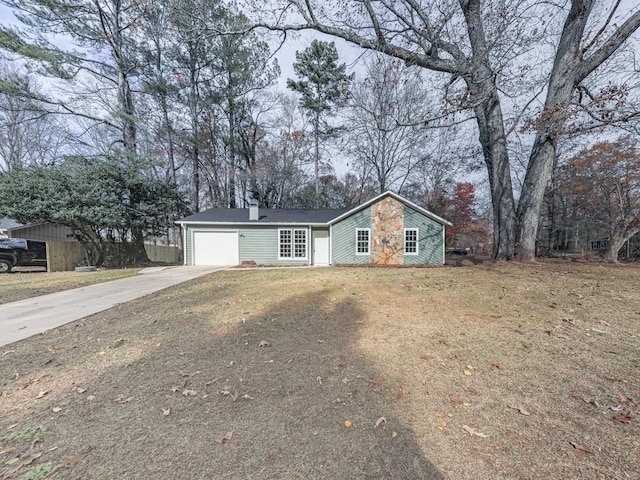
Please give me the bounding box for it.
[0,259,13,273]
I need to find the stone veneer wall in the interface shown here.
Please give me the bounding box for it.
[371,196,404,265]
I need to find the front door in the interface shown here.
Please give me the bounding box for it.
[312,229,329,266]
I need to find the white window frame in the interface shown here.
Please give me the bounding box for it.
[278,228,307,260]
[404,228,419,255]
[355,228,371,255]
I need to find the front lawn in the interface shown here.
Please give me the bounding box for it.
[0,263,638,479]
[0,269,140,305]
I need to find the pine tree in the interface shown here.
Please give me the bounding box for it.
[287,40,353,207]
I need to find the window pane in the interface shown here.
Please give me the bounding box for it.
[356,229,370,254]
[405,229,418,254]
[294,230,306,258]
[280,230,292,258]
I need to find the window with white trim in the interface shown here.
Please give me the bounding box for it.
[404,228,419,255]
[279,228,307,259]
[356,228,370,255]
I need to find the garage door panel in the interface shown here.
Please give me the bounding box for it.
[193,231,239,266]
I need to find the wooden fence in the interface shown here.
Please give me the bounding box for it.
[144,244,182,264]
[46,241,182,272]
[46,241,86,272]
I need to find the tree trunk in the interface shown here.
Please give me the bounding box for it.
[605,226,640,262]
[461,0,516,261]
[515,1,592,261]
[473,96,516,260]
[189,54,200,213]
[313,111,320,208]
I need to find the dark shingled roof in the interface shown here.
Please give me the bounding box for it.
[178,208,349,224]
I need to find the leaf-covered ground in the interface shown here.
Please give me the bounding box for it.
[0,261,638,479]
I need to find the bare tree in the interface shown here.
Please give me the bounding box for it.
[345,55,432,194]
[0,67,67,171]
[255,0,640,260]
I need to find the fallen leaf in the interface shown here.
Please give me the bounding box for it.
[508,405,531,416]
[162,408,171,416]
[462,425,489,438]
[391,431,398,438]
[45,451,87,477]
[87,395,95,402]
[569,441,594,455]
[463,402,472,407]
[463,370,472,376]
[344,420,352,428]
[374,417,387,429]
[467,387,479,395]
[36,390,49,399]
[3,452,41,476]
[214,431,233,444]
[421,355,434,361]
[450,396,460,403]
[172,378,188,392]
[613,413,631,424]
[52,406,62,413]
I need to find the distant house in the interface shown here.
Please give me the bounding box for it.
[176,191,452,267]
[590,237,609,252]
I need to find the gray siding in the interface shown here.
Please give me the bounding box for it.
[238,225,309,266]
[184,224,311,266]
[331,206,372,264]
[403,206,445,265]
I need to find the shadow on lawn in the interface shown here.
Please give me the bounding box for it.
[0,286,444,479]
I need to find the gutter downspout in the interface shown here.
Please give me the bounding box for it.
[182,224,188,265]
[329,223,333,266]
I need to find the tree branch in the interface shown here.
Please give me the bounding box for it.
[577,9,640,81]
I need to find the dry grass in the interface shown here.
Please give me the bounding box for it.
[0,269,140,305]
[0,262,638,479]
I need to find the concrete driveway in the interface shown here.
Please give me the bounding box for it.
[0,266,225,348]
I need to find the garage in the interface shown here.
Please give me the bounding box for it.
[193,231,239,266]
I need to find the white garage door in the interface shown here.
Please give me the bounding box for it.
[193,231,239,266]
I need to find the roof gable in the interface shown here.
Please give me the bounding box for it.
[328,191,452,226]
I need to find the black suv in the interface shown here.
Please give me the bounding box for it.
[0,238,47,273]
